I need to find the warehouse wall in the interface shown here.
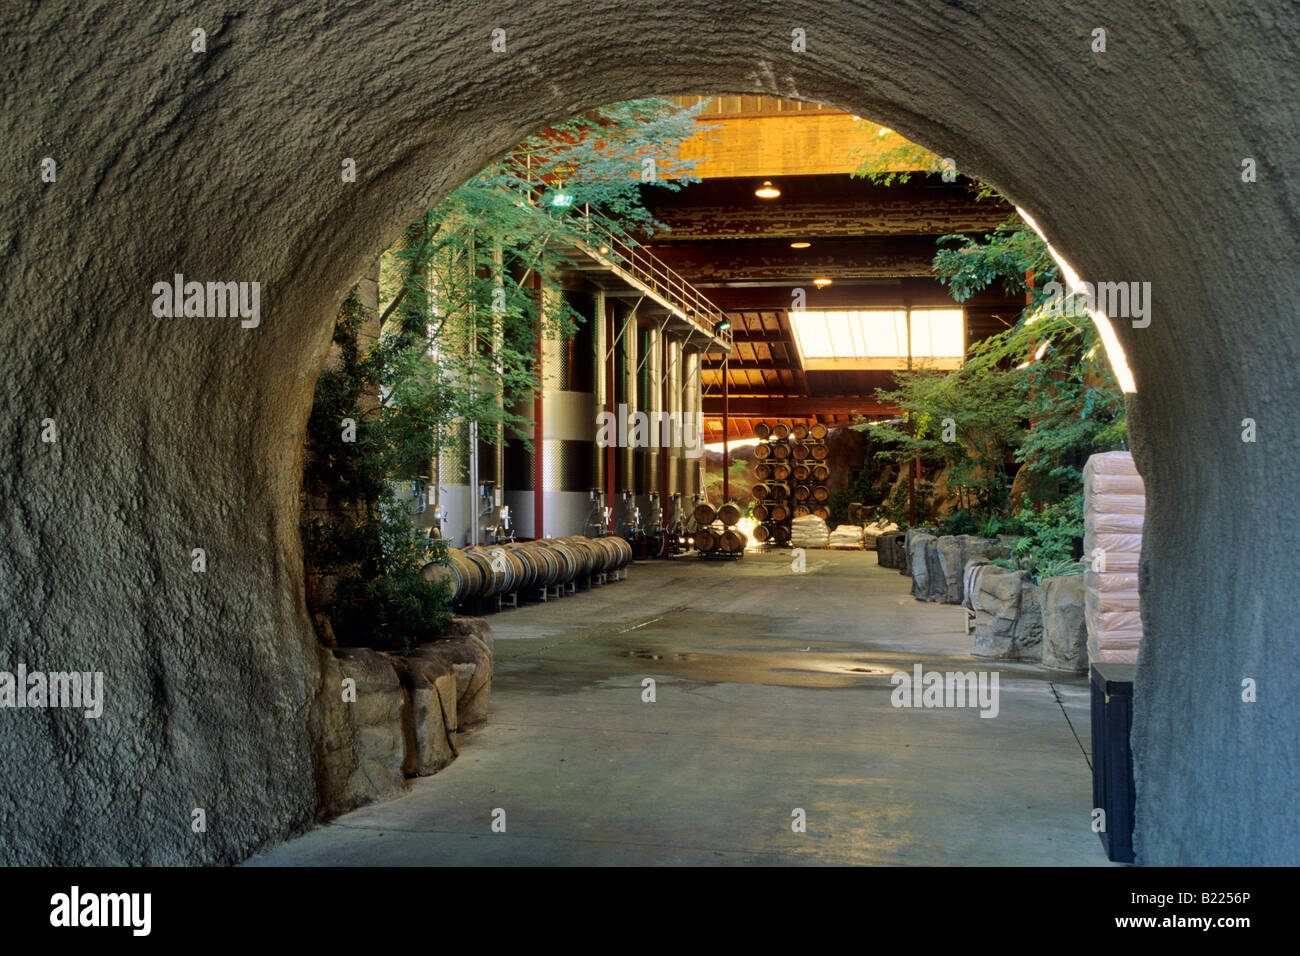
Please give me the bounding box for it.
[1,0,1296,864]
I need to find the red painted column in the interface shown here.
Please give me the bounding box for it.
[605,302,617,532]
[722,354,730,504]
[533,273,544,539]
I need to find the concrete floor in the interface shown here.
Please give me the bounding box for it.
[249,549,1112,866]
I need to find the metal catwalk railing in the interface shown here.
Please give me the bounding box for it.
[574,211,733,350]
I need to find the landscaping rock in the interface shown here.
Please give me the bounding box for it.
[407,619,493,727]
[385,654,459,776]
[909,532,937,599]
[876,531,906,569]
[314,647,408,819]
[969,565,1043,661]
[1040,574,1089,672]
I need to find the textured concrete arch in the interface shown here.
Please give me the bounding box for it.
[1,2,1296,865]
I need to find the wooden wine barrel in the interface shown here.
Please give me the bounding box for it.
[560,536,599,578]
[445,548,484,600]
[810,422,828,439]
[467,546,519,594]
[528,542,562,587]
[693,503,716,525]
[506,542,540,590]
[813,506,830,520]
[810,444,828,460]
[772,443,790,460]
[752,503,770,522]
[794,484,811,501]
[792,422,809,440]
[812,485,830,502]
[812,464,829,482]
[717,502,742,526]
[793,464,810,481]
[753,462,772,481]
[462,549,500,597]
[753,422,771,439]
[772,463,790,481]
[694,528,717,552]
[769,503,789,522]
[608,535,633,569]
[751,482,770,501]
[420,561,457,601]
[793,505,810,517]
[753,443,771,460]
[791,442,810,459]
[768,482,789,500]
[752,524,771,542]
[773,524,791,543]
[772,423,790,439]
[719,529,747,553]
[542,540,580,582]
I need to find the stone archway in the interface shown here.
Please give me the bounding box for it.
[2,2,1296,865]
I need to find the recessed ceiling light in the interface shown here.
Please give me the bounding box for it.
[813,278,833,289]
[790,241,811,249]
[755,180,781,199]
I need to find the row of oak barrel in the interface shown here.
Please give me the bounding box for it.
[754,421,828,441]
[422,535,634,604]
[691,502,748,554]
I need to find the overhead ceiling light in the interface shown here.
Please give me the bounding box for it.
[790,241,811,249]
[813,277,833,289]
[755,180,781,199]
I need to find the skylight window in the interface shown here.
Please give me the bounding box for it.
[788,308,964,370]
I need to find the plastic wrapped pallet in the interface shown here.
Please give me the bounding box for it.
[862,520,898,550]
[790,515,829,549]
[828,524,864,550]
[1083,452,1145,664]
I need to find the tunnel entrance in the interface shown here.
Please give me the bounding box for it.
[5,2,1296,868]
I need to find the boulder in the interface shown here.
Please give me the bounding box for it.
[385,653,459,777]
[1040,574,1089,672]
[969,565,1043,661]
[314,646,408,819]
[406,618,494,726]
[908,532,937,599]
[876,531,906,569]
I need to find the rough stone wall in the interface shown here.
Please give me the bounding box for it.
[1,1,1296,865]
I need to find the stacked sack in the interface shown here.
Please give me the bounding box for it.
[1083,451,1145,664]
[790,514,830,549]
[828,524,864,549]
[862,519,899,550]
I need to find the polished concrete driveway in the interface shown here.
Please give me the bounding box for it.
[249,549,1110,866]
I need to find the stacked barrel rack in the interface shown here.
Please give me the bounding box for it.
[690,501,748,559]
[423,535,634,614]
[750,421,831,547]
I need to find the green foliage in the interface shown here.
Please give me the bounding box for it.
[1008,497,1086,583]
[936,509,980,537]
[334,566,453,653]
[303,99,704,649]
[866,209,1127,531]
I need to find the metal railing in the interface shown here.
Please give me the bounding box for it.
[574,212,733,350]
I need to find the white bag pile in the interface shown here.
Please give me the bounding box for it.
[1083,451,1145,664]
[828,524,864,549]
[862,519,898,549]
[790,515,829,548]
